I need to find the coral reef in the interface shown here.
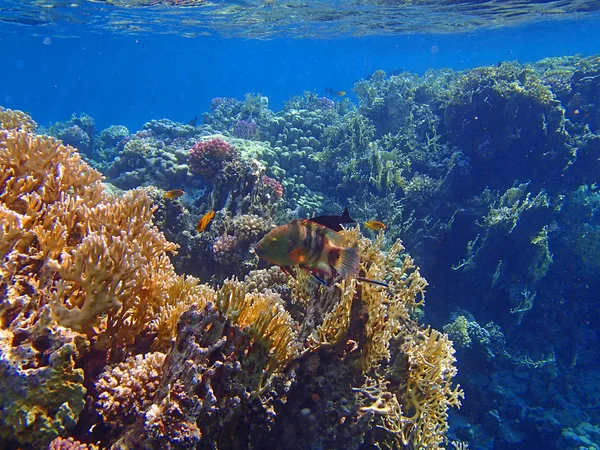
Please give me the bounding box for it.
[4,52,600,450]
[106,227,462,450]
[95,352,166,428]
[0,110,200,447]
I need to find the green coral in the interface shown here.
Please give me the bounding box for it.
[443,316,472,348]
[0,329,87,447]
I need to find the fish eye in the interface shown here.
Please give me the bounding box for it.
[289,240,295,249]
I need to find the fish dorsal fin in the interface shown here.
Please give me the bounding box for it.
[340,208,354,223]
[295,219,344,246]
[305,216,340,231]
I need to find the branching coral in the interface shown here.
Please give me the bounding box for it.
[217,278,300,372]
[95,352,166,428]
[0,114,202,446]
[0,106,37,132]
[188,137,238,181]
[1,109,462,450]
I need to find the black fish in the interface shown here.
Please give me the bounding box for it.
[187,116,198,127]
[309,207,355,232]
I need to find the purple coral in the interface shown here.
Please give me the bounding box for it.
[233,120,258,139]
[188,138,236,180]
[316,97,335,110]
[48,437,94,450]
[213,234,238,264]
[210,97,239,111]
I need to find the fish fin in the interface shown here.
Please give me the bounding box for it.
[341,207,356,224]
[288,246,308,264]
[356,277,389,288]
[329,246,360,278]
[309,272,330,286]
[280,265,296,279]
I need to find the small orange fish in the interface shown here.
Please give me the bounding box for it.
[163,189,184,200]
[325,88,347,98]
[364,220,386,231]
[196,210,215,233]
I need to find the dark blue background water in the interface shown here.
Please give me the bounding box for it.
[2,16,599,130]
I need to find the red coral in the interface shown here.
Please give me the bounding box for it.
[188,138,235,180]
[262,175,284,199]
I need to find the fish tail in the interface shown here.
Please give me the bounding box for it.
[329,246,360,278]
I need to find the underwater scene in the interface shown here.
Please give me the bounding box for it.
[1,1,600,449]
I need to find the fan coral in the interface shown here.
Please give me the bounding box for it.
[188,137,237,180]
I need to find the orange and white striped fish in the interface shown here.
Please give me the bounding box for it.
[255,219,359,280]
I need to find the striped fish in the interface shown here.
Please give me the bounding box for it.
[255,219,360,280]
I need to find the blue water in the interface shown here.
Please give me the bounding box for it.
[3,3,600,449]
[2,15,600,130]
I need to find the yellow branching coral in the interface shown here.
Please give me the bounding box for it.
[217,278,300,372]
[0,123,197,445]
[0,106,37,132]
[395,326,464,448]
[150,275,214,351]
[292,225,461,449]
[0,128,182,357]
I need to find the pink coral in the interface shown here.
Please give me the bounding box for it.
[212,234,238,264]
[188,138,235,180]
[262,175,284,199]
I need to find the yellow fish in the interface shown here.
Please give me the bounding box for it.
[364,220,386,231]
[336,91,347,97]
[196,210,215,233]
[163,189,184,200]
